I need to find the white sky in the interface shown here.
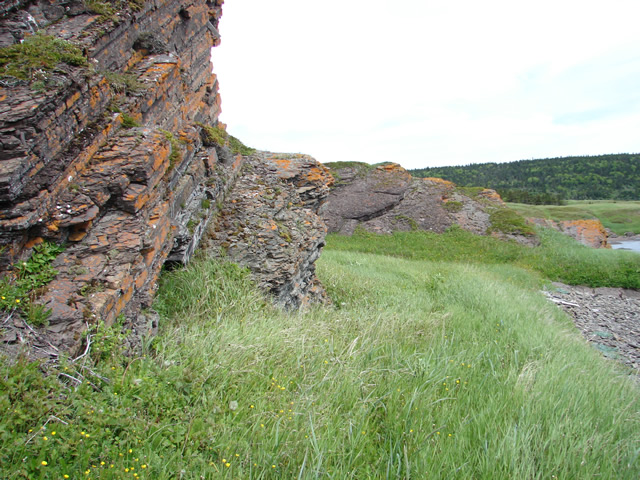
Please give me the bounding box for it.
[213,0,640,169]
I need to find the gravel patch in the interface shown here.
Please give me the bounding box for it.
[544,282,640,376]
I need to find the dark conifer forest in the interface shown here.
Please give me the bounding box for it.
[410,154,640,203]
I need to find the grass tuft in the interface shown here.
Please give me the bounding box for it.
[0,34,86,82]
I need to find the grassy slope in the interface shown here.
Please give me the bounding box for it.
[2,245,639,479]
[509,200,640,235]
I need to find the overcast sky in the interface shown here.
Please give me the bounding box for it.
[213,0,640,169]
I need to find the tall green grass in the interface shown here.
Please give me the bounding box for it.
[2,252,638,479]
[326,226,640,289]
[509,200,640,235]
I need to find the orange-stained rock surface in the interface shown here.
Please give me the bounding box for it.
[528,218,610,248]
[0,0,235,355]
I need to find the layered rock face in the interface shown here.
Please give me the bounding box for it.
[322,162,536,244]
[0,0,331,355]
[206,152,333,309]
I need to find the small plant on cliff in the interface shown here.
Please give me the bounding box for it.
[443,200,464,213]
[196,122,228,147]
[455,185,485,198]
[128,0,144,11]
[0,241,64,326]
[229,135,256,156]
[84,0,116,17]
[85,0,143,21]
[103,71,145,95]
[394,214,419,231]
[196,122,256,156]
[0,34,87,83]
[160,130,183,171]
[120,113,141,129]
[323,161,374,185]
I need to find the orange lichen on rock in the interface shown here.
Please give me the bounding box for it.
[528,218,609,248]
[478,189,503,203]
[422,177,455,187]
[273,158,293,171]
[304,165,334,188]
[561,219,610,249]
[376,163,406,173]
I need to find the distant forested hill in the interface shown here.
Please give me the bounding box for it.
[410,154,640,202]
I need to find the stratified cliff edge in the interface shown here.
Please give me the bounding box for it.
[0,0,331,356]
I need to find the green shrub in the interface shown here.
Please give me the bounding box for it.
[455,186,484,198]
[160,130,182,170]
[443,200,463,213]
[487,207,535,235]
[228,135,255,156]
[196,122,227,147]
[103,71,145,95]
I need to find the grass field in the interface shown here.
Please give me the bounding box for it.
[2,230,639,479]
[327,226,640,289]
[508,200,640,235]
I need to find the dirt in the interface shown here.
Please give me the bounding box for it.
[543,282,640,377]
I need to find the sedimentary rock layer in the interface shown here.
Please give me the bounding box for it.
[0,0,332,356]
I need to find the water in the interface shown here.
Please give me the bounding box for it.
[610,240,640,253]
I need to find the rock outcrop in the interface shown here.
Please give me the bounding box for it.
[206,152,333,309]
[0,0,331,356]
[322,162,537,244]
[528,218,610,248]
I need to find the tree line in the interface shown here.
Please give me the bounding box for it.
[410,154,640,202]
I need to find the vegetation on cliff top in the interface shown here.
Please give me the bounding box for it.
[0,34,86,83]
[197,122,256,156]
[323,161,396,185]
[1,231,639,478]
[410,153,640,201]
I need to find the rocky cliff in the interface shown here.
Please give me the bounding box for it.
[321,162,537,244]
[0,0,331,356]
